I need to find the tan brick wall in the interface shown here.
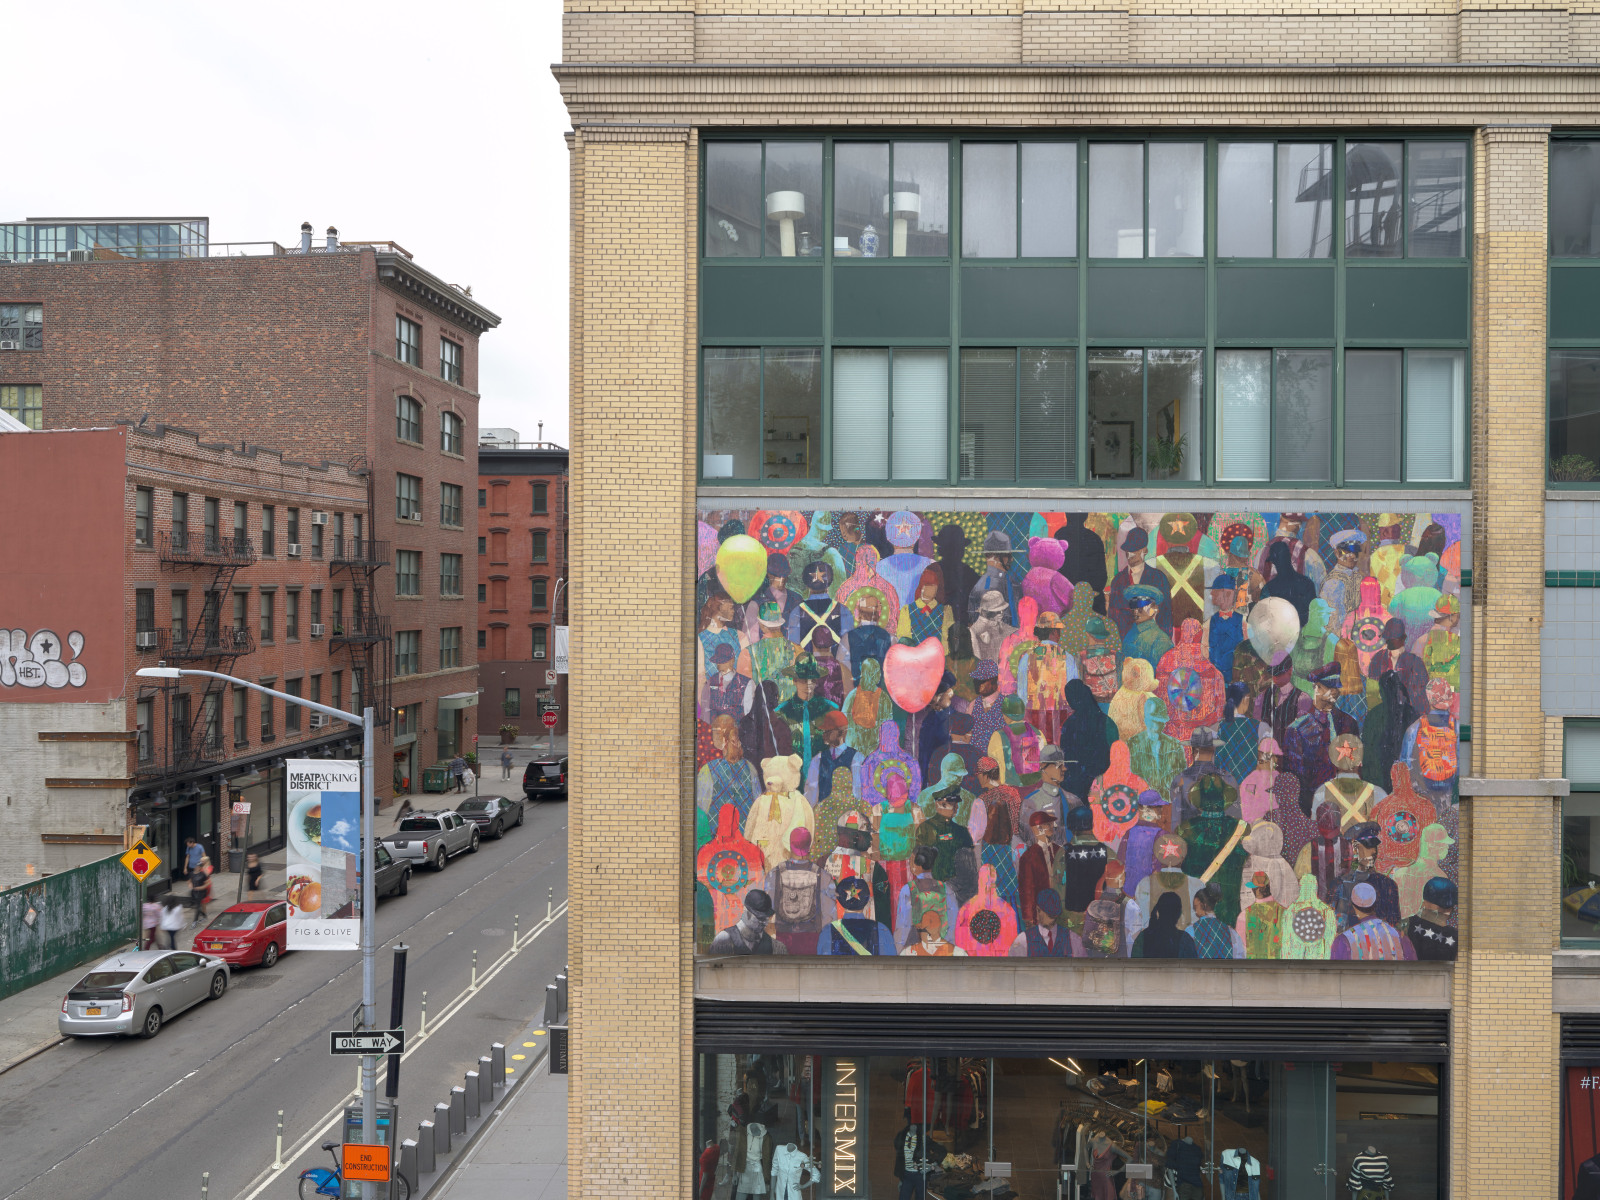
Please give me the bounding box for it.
[1021,10,1129,61]
[565,11,696,61]
[1127,13,1457,61]
[1459,7,1572,58]
[697,14,1022,60]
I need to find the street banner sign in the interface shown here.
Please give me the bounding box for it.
[551,1024,569,1074]
[554,625,569,674]
[542,711,559,729]
[285,759,361,951]
[341,1142,392,1182]
[231,800,251,815]
[331,1029,405,1055]
[119,841,160,882]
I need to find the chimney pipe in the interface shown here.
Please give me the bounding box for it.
[537,421,543,445]
[300,222,312,253]
[326,225,339,251]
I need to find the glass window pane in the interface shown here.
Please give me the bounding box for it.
[1279,142,1335,258]
[1147,142,1204,258]
[1217,142,1275,257]
[1550,350,1600,482]
[1019,347,1077,479]
[1088,143,1144,258]
[832,349,889,479]
[704,143,761,258]
[1021,142,1077,257]
[701,349,760,479]
[764,348,821,480]
[763,141,823,258]
[1344,350,1403,482]
[834,142,890,257]
[1274,349,1333,481]
[1552,140,1600,257]
[1146,348,1201,480]
[959,348,1016,480]
[890,142,948,257]
[1217,349,1271,481]
[1406,350,1465,482]
[891,349,948,478]
[1088,349,1144,480]
[961,143,1017,258]
[1409,142,1466,257]
[1346,142,1404,258]
[1564,791,1600,941]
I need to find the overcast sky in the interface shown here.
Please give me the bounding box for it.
[9,0,571,445]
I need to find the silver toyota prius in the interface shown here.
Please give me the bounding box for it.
[59,949,230,1039]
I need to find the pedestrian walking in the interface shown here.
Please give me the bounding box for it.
[500,747,513,780]
[462,763,476,794]
[394,798,415,826]
[449,754,466,793]
[141,896,161,950]
[183,836,203,881]
[190,856,212,924]
[245,852,264,899]
[159,895,185,949]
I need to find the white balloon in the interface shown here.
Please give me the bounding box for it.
[1247,597,1302,665]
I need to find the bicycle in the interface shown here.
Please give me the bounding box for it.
[299,1139,410,1199]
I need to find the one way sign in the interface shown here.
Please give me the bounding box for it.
[330,1030,405,1056]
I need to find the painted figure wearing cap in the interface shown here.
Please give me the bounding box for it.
[704,642,752,725]
[817,875,895,956]
[1121,583,1176,673]
[1240,871,1285,959]
[1365,616,1429,718]
[1320,528,1368,633]
[1333,822,1402,932]
[1018,744,1072,848]
[1311,734,1386,833]
[746,552,802,635]
[877,510,935,609]
[698,594,750,691]
[894,845,959,953]
[1014,610,1078,745]
[968,530,1022,625]
[1168,728,1238,830]
[1331,878,1416,961]
[1120,788,1171,898]
[1401,876,1458,961]
[1017,811,1066,926]
[1283,662,1360,802]
[1422,594,1461,688]
[708,888,787,956]
[1007,885,1084,957]
[787,558,854,651]
[1151,512,1213,630]
[969,587,1018,664]
[763,827,835,955]
[777,655,840,768]
[1059,805,1110,930]
[916,785,980,905]
[1202,573,1246,686]
[696,715,762,830]
[744,599,799,704]
[1109,526,1172,640]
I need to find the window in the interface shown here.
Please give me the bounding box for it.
[1217,142,1335,258]
[311,522,324,560]
[440,483,463,526]
[1088,141,1204,258]
[529,531,549,565]
[1552,352,1600,483]
[477,628,487,648]
[232,590,247,633]
[833,141,948,257]
[285,590,300,639]
[134,487,152,545]
[1345,350,1467,483]
[311,589,322,627]
[962,142,1077,258]
[233,686,248,747]
[396,395,422,443]
[260,689,274,740]
[831,348,948,481]
[532,481,548,513]
[331,671,342,715]
[1407,141,1468,257]
[333,513,344,544]
[441,411,464,456]
[704,141,824,258]
[135,589,155,637]
[171,693,191,755]
[1553,139,1600,256]
[310,674,321,706]
[477,583,487,602]
[0,303,43,349]
[351,667,365,711]
[441,553,462,595]
[396,317,422,366]
[531,625,548,658]
[332,589,344,631]
[477,488,487,508]
[396,550,420,596]
[204,497,219,550]
[504,687,520,716]
[1215,349,1331,483]
[172,493,188,543]
[286,507,299,551]
[136,698,153,762]
[260,504,274,555]
[285,678,302,733]
[170,591,187,641]
[394,703,419,736]
[440,340,463,386]
[396,473,421,520]
[233,501,247,553]
[440,627,461,669]
[1566,722,1600,945]
[1083,349,1203,482]
[959,348,1077,481]
[0,385,42,428]
[204,693,221,754]
[259,591,275,641]
[532,577,548,610]
[394,631,420,677]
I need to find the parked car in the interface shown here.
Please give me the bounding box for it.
[523,756,569,801]
[196,901,288,968]
[456,795,525,839]
[381,810,478,870]
[59,949,229,1039]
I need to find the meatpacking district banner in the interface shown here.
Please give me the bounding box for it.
[285,759,362,950]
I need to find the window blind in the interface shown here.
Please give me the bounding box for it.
[1273,349,1333,481]
[1019,348,1076,479]
[959,349,1016,480]
[1344,350,1402,482]
[1216,350,1270,481]
[1565,722,1600,788]
[1406,350,1464,482]
[832,350,889,480]
[891,350,948,479]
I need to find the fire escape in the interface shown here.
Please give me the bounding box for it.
[136,529,257,780]
[329,468,391,738]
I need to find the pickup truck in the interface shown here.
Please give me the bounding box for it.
[381,810,479,871]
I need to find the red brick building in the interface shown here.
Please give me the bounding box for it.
[477,440,569,737]
[0,222,501,834]
[0,424,370,890]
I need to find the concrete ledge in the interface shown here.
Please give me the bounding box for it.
[1459,777,1570,796]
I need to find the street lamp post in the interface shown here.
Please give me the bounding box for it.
[138,665,382,1200]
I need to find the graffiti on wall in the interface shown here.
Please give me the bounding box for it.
[694,509,1464,963]
[0,628,89,689]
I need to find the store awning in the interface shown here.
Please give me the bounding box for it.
[438,692,479,711]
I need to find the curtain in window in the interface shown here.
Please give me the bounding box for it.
[1406,351,1464,482]
[832,350,889,479]
[959,350,1015,480]
[892,350,949,479]
[1216,350,1270,481]
[1344,350,1402,482]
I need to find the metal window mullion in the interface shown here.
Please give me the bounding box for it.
[886,347,895,484]
[1143,141,1151,260]
[1015,347,1024,483]
[1078,139,1090,486]
[821,140,834,485]
[1205,138,1218,487]
[1140,347,1149,484]
[949,138,962,485]
[1334,137,1348,488]
[1400,347,1410,483]
[1269,348,1278,485]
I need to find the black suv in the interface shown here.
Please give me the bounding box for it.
[523,756,568,801]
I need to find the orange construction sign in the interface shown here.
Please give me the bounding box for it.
[341,1142,391,1183]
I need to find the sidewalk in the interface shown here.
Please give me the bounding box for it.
[430,1046,567,1200]
[390,736,568,808]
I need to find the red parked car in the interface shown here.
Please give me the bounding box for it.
[195,901,289,968]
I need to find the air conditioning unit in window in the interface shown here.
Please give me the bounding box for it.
[0,341,19,351]
[309,713,329,729]
[310,623,326,638]
[287,543,302,557]
[311,511,329,525]
[533,650,546,659]
[135,632,159,649]
[68,249,93,262]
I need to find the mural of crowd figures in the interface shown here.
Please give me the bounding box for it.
[693,508,1465,963]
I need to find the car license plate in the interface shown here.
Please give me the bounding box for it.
[86,1006,102,1016]
[208,942,224,950]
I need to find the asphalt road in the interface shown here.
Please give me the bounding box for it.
[0,792,569,1200]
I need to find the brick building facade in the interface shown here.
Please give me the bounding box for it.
[477,441,570,737]
[0,230,501,821]
[556,6,1600,1199]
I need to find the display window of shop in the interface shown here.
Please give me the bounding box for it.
[1565,1061,1600,1200]
[1562,721,1600,946]
[695,1053,1441,1200]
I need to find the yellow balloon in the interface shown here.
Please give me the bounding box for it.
[716,534,769,604]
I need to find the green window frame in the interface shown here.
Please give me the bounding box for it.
[1563,719,1600,948]
[700,346,823,484]
[1549,136,1600,486]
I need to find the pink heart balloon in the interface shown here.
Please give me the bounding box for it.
[882,637,946,714]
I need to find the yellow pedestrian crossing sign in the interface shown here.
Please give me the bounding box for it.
[120,841,161,882]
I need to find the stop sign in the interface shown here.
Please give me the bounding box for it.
[542,711,558,729]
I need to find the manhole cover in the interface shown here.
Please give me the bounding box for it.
[481,928,507,937]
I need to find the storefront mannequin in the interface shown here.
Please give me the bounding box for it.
[894,1109,933,1200]
[1088,1130,1133,1200]
[1219,1147,1261,1200]
[1347,1145,1394,1200]
[770,1142,820,1200]
[731,1120,775,1200]
[1166,1134,1205,1200]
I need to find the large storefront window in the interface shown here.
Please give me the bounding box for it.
[696,1053,1441,1200]
[1563,722,1600,945]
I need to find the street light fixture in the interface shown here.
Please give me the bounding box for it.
[137,664,384,1199]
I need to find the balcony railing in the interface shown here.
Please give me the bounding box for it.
[160,530,257,567]
[330,537,389,568]
[329,610,390,645]
[165,622,255,661]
